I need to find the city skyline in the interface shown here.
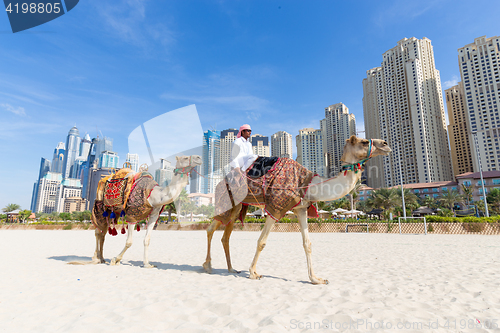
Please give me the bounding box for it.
[1,1,500,209]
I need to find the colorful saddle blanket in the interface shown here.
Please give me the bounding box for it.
[214,158,315,224]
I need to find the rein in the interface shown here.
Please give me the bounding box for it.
[341,139,374,176]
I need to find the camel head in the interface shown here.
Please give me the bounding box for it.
[341,136,391,164]
[175,155,202,169]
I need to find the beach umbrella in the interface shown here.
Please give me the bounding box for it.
[285,211,295,215]
[332,208,348,213]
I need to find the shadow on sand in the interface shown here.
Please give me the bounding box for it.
[49,256,290,281]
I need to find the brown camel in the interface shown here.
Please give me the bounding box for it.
[203,136,391,284]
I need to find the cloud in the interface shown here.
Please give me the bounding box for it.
[93,0,175,51]
[443,75,459,89]
[1,103,26,116]
[373,0,445,27]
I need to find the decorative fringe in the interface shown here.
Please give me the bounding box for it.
[121,226,126,234]
[110,211,116,219]
[103,211,108,217]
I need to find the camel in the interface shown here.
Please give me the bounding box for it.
[203,136,391,284]
[74,155,202,267]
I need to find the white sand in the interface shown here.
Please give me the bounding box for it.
[1,230,500,332]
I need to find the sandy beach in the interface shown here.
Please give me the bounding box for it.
[1,230,499,332]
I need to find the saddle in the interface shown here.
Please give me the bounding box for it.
[96,168,135,216]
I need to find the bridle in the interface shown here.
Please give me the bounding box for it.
[174,156,196,178]
[341,139,374,175]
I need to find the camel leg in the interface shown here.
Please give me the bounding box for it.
[249,215,275,280]
[222,220,240,273]
[296,207,328,285]
[143,209,160,268]
[110,224,134,266]
[203,219,222,273]
[92,229,106,263]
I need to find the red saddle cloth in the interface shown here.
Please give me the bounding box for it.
[104,177,128,208]
[214,158,316,224]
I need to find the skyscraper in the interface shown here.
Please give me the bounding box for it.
[363,37,453,188]
[219,128,238,176]
[271,131,293,158]
[30,157,51,212]
[35,172,62,213]
[202,130,221,194]
[51,142,65,173]
[323,103,356,177]
[79,133,92,159]
[446,82,474,176]
[126,153,139,172]
[95,136,113,159]
[251,134,270,157]
[155,158,174,187]
[457,36,500,172]
[54,178,83,213]
[99,151,119,169]
[296,128,327,176]
[61,126,81,179]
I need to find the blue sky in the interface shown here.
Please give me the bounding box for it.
[1,0,500,210]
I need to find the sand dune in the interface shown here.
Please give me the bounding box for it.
[1,230,499,332]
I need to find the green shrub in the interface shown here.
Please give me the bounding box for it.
[63,223,73,230]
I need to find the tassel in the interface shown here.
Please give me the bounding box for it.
[136,224,141,232]
[103,211,108,217]
[108,227,112,235]
[121,227,126,234]
[120,210,125,217]
[110,211,116,219]
[344,170,347,176]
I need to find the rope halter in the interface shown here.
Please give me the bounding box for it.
[174,156,195,178]
[341,139,374,176]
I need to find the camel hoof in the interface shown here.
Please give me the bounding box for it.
[202,262,212,274]
[228,268,241,274]
[110,258,120,266]
[312,278,328,285]
[143,263,156,268]
[249,273,262,280]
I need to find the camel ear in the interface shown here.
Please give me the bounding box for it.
[348,135,358,145]
[176,156,180,161]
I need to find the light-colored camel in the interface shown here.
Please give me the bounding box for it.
[203,136,391,284]
[86,155,202,267]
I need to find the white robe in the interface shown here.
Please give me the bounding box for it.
[230,137,258,171]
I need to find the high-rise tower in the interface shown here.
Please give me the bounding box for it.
[51,142,65,173]
[296,128,327,176]
[251,134,270,157]
[202,130,221,194]
[363,37,453,188]
[457,36,500,172]
[271,131,293,158]
[446,82,474,177]
[219,129,238,176]
[61,126,81,179]
[323,103,356,177]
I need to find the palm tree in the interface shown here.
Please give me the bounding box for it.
[421,196,438,210]
[370,188,400,218]
[439,189,462,215]
[461,184,473,207]
[395,188,420,213]
[2,203,20,213]
[487,188,500,214]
